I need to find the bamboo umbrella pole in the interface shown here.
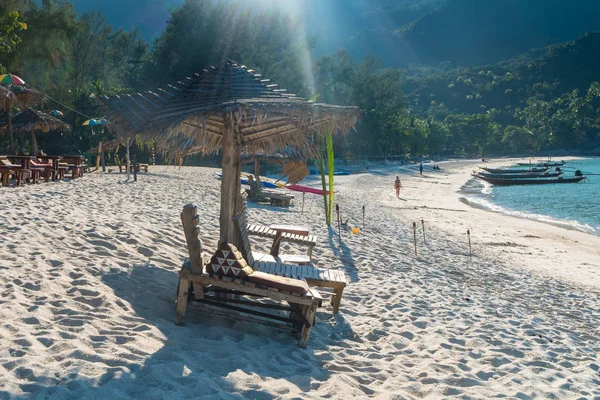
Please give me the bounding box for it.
[219,112,243,247]
[31,130,38,155]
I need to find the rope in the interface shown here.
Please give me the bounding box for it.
[40,90,97,120]
[8,73,99,120]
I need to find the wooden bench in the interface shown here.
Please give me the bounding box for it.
[234,212,347,314]
[0,156,28,186]
[240,200,316,258]
[119,163,149,173]
[176,204,322,347]
[30,159,53,183]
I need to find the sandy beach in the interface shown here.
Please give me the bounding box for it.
[1,161,600,399]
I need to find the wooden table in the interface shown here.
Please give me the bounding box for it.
[8,155,34,169]
[269,224,310,257]
[60,155,85,179]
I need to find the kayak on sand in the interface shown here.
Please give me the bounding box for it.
[286,184,331,195]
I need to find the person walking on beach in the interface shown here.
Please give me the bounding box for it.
[394,176,402,198]
[419,163,423,176]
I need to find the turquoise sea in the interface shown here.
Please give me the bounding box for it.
[461,158,600,236]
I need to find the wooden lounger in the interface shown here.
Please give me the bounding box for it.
[176,204,322,347]
[234,211,347,314]
[246,187,294,208]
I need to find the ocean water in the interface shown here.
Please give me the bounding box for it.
[461,158,600,235]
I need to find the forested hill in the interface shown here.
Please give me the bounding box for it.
[388,0,600,68]
[68,0,600,68]
[403,31,600,116]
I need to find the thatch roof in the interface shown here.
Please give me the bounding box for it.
[99,60,360,158]
[0,86,15,111]
[8,84,46,108]
[240,146,312,164]
[1,108,70,133]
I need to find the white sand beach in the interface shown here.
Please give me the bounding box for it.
[1,162,600,399]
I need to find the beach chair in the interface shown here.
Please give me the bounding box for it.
[246,175,294,207]
[175,204,323,348]
[234,211,347,314]
[240,199,316,258]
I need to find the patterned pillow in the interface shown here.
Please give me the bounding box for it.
[207,242,254,278]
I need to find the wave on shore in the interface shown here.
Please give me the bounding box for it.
[460,178,599,236]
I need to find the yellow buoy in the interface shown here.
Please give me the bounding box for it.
[352,227,360,234]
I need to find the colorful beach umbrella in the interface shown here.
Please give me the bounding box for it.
[49,110,64,117]
[0,74,25,85]
[82,118,102,126]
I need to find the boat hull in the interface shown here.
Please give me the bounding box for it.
[477,172,562,179]
[480,167,549,174]
[475,176,585,186]
[516,162,565,167]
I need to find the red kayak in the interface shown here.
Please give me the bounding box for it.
[286,184,331,195]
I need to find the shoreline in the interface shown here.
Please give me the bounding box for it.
[405,156,600,289]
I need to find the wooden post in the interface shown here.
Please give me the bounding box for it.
[133,156,138,182]
[336,204,341,244]
[31,131,38,156]
[219,112,242,248]
[254,158,260,179]
[421,219,426,245]
[413,221,417,256]
[297,303,317,348]
[181,204,205,297]
[7,100,14,154]
[467,229,472,260]
[126,137,131,180]
[362,205,365,229]
[301,192,305,213]
[95,141,102,171]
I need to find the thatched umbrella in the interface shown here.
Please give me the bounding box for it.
[7,84,46,108]
[0,86,16,153]
[1,109,70,155]
[100,60,360,246]
[240,146,313,185]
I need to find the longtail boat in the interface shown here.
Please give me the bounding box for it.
[476,171,563,179]
[480,166,549,174]
[516,161,566,167]
[475,175,585,186]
